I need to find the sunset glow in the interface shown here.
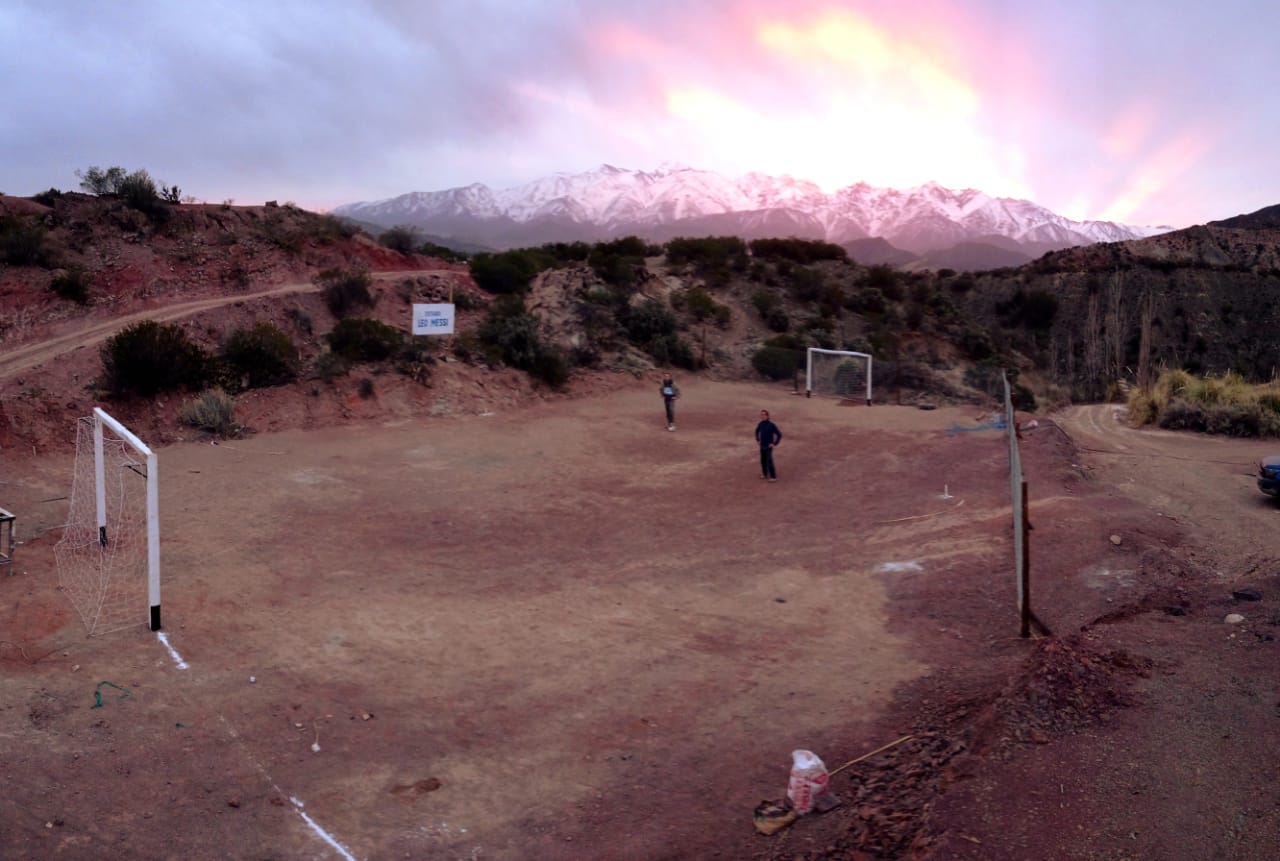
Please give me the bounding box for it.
[3,1,1277,227]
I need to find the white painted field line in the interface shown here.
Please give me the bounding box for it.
[218,716,361,860]
[155,631,188,669]
[291,797,359,861]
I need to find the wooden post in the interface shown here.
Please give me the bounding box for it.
[1020,479,1031,639]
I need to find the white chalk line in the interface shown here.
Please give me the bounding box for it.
[217,716,360,861]
[155,631,188,669]
[156,631,360,861]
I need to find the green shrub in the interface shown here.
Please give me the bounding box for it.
[358,377,376,399]
[180,388,237,435]
[622,299,676,345]
[846,287,886,314]
[317,351,350,381]
[101,320,212,397]
[49,267,93,304]
[117,169,164,218]
[223,322,299,388]
[751,345,803,380]
[316,268,375,317]
[31,188,62,207]
[379,225,419,254]
[752,289,781,318]
[643,333,698,370]
[477,295,569,386]
[326,318,405,361]
[748,238,847,264]
[0,216,49,266]
[469,250,551,295]
[765,306,790,333]
[530,349,571,386]
[790,266,825,302]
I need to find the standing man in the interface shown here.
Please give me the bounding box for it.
[755,409,782,481]
[660,372,680,431]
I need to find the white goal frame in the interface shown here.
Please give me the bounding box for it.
[58,408,163,632]
[805,348,873,405]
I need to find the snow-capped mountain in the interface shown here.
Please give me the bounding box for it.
[334,164,1171,256]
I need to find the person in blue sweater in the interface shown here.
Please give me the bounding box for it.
[755,409,782,481]
[659,373,680,430]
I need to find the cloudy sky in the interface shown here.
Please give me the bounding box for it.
[3,0,1276,228]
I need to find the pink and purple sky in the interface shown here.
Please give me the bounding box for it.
[2,0,1276,228]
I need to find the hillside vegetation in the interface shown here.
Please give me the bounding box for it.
[3,178,1279,450]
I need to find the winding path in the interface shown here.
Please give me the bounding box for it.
[0,270,451,381]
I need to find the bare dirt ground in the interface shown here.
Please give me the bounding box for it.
[3,378,1279,859]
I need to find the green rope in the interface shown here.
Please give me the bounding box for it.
[90,681,131,709]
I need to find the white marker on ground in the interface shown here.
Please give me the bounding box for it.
[156,631,189,669]
[291,797,358,861]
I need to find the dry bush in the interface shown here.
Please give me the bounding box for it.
[180,388,236,435]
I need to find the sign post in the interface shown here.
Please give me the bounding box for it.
[412,303,455,335]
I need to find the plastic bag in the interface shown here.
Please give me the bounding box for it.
[786,749,829,814]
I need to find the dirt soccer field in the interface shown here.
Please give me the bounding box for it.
[3,378,1276,860]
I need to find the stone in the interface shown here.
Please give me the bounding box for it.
[1224,613,1246,624]
[1109,534,1122,545]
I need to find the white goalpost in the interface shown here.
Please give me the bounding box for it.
[805,348,873,405]
[54,408,162,635]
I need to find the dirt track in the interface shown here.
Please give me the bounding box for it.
[0,271,451,381]
[1054,403,1278,568]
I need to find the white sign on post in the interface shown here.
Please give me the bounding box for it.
[412,303,455,335]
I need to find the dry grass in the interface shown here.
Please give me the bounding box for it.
[1128,370,1280,437]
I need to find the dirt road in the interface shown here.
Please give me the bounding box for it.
[1054,403,1278,568]
[0,270,452,381]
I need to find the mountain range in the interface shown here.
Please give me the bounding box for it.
[334,164,1172,267]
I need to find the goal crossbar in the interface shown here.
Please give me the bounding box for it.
[805,348,873,405]
[93,408,162,630]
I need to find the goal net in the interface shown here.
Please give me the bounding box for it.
[806,348,873,405]
[54,409,162,635]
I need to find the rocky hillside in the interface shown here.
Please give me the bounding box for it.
[4,190,1278,458]
[949,211,1280,397]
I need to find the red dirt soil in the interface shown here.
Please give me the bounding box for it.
[3,385,1278,860]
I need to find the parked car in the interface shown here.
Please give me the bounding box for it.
[1260,455,1280,499]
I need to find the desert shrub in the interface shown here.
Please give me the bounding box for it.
[621,299,677,345]
[453,289,484,311]
[419,239,468,262]
[643,333,698,370]
[0,216,49,266]
[790,266,826,303]
[101,320,212,397]
[311,213,359,244]
[863,265,901,295]
[996,288,1059,331]
[49,267,93,304]
[469,250,552,295]
[752,289,781,318]
[472,295,569,386]
[31,188,62,206]
[316,351,350,381]
[680,287,730,326]
[117,169,164,218]
[222,322,299,388]
[358,377,376,399]
[748,238,847,265]
[765,307,791,332]
[949,274,976,294]
[379,225,419,254]
[845,287,886,314]
[315,268,375,317]
[326,318,404,361]
[180,388,237,435]
[960,328,995,360]
[1127,391,1161,427]
[530,349,571,386]
[751,345,803,380]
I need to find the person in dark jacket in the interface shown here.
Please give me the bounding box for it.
[659,373,680,430]
[755,409,782,481]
